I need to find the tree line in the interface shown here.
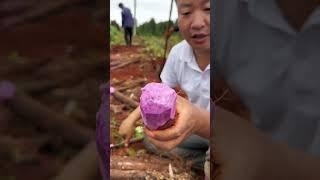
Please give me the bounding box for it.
[110,19,177,37]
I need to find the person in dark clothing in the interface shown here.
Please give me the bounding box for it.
[118,3,134,46]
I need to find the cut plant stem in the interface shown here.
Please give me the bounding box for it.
[110,137,144,149]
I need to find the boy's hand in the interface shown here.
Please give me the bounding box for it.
[144,95,204,151]
[118,107,141,147]
[118,118,136,147]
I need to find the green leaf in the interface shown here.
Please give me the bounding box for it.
[134,126,144,139]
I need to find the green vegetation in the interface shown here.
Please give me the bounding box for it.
[110,25,124,46]
[110,18,183,58]
[142,33,182,57]
[136,18,175,36]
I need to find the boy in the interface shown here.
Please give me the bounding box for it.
[119,0,210,171]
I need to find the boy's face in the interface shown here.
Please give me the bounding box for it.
[176,0,210,52]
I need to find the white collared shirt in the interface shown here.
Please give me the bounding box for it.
[160,40,210,111]
[216,0,320,154]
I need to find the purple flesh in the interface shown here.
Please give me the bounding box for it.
[140,83,177,130]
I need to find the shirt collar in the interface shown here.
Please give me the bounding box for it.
[180,40,194,63]
[182,40,210,72]
[242,0,320,35]
[244,0,296,35]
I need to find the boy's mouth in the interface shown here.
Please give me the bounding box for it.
[191,33,208,44]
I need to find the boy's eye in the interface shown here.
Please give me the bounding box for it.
[181,12,191,16]
[204,8,210,12]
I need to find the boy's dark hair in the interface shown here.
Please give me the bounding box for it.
[118,3,123,8]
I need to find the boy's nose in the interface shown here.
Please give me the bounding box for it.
[190,12,205,30]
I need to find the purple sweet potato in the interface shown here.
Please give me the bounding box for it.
[140,83,177,130]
